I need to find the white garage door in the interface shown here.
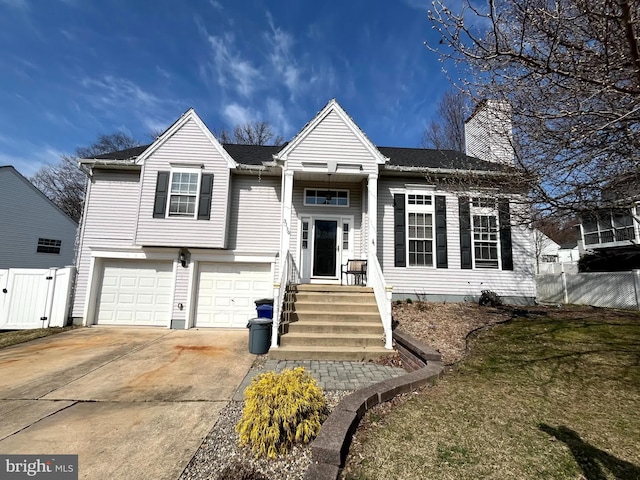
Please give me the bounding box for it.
[195,262,272,328]
[96,260,173,326]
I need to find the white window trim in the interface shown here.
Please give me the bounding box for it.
[470,200,501,270]
[405,192,435,268]
[166,168,202,219]
[303,188,350,207]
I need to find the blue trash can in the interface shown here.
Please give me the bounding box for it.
[254,298,274,319]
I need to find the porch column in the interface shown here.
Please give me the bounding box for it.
[367,173,378,259]
[280,170,294,262]
[272,170,294,349]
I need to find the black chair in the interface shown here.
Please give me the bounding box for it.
[341,259,367,286]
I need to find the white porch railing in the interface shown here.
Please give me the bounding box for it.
[271,251,300,348]
[367,255,393,349]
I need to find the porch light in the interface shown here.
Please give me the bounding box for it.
[179,249,188,268]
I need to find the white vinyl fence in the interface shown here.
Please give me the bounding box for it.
[536,270,640,309]
[0,267,75,329]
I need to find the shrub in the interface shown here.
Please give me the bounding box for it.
[236,367,328,459]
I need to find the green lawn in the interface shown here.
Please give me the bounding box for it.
[0,327,76,349]
[343,308,640,480]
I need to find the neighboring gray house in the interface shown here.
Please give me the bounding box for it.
[72,99,535,358]
[0,166,78,269]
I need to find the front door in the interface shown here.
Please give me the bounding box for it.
[313,220,337,277]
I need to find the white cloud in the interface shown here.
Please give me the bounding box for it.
[266,13,302,96]
[81,75,162,110]
[204,33,260,97]
[208,0,223,10]
[266,97,292,137]
[223,103,254,126]
[0,0,29,10]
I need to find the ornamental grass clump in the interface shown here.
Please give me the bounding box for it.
[236,367,328,459]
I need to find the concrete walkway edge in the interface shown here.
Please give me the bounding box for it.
[305,332,445,480]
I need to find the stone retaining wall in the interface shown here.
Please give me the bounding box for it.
[305,331,444,480]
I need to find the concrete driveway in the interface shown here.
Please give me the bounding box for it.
[0,327,254,480]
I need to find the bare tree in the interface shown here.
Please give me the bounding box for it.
[427,0,640,219]
[216,121,284,146]
[421,89,467,151]
[31,132,141,221]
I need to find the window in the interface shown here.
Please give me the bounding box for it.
[472,197,497,208]
[408,212,433,266]
[583,209,636,245]
[37,238,61,254]
[408,194,432,206]
[168,171,199,217]
[302,221,309,249]
[342,222,349,250]
[406,193,434,266]
[304,189,349,206]
[473,215,499,268]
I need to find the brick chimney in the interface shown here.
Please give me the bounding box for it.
[464,100,514,165]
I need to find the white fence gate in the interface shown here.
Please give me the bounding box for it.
[536,270,640,309]
[0,267,75,329]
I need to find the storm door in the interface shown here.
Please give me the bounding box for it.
[312,220,338,277]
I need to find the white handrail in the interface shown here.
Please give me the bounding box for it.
[271,251,299,349]
[367,255,393,349]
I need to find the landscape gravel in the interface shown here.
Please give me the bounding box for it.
[179,379,351,480]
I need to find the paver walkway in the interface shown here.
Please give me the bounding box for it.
[233,359,406,400]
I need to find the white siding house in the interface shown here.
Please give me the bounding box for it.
[72,100,536,349]
[0,166,77,269]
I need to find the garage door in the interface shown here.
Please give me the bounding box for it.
[96,260,173,326]
[195,263,272,328]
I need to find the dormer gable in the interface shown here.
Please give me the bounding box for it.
[274,99,388,175]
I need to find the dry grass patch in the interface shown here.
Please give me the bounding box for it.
[0,327,76,349]
[345,305,640,480]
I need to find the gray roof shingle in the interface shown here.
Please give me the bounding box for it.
[89,143,509,172]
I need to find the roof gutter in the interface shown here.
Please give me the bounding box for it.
[381,164,511,176]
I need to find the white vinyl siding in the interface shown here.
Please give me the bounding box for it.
[377,178,536,300]
[285,110,380,175]
[71,170,141,318]
[172,263,190,321]
[227,175,281,253]
[0,167,77,269]
[135,118,230,248]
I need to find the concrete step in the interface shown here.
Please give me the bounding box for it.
[293,292,377,304]
[286,321,383,335]
[269,345,391,361]
[291,312,381,323]
[280,332,384,348]
[294,302,379,313]
[295,284,373,293]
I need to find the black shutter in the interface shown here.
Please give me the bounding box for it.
[394,194,406,267]
[153,171,170,218]
[198,173,214,220]
[459,197,472,269]
[498,198,513,270]
[435,195,448,268]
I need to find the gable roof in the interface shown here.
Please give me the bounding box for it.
[0,166,78,225]
[135,108,237,168]
[274,99,388,165]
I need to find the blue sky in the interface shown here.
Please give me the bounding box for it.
[0,0,457,176]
